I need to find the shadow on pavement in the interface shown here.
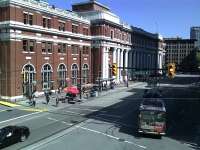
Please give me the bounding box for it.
[85,86,200,149]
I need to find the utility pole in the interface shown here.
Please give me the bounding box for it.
[0,68,1,99]
[79,47,82,99]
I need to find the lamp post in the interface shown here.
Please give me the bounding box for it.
[79,47,82,100]
[0,68,1,100]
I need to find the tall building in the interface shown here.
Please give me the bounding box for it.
[72,0,132,84]
[190,27,200,49]
[164,37,196,71]
[128,27,165,79]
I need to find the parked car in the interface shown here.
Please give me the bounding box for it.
[0,126,30,148]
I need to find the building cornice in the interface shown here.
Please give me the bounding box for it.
[0,0,90,24]
[92,35,132,46]
[0,32,91,46]
[0,21,92,40]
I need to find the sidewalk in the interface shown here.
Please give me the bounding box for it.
[14,81,146,112]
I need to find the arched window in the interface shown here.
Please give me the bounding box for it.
[42,64,53,89]
[71,64,78,86]
[22,64,36,96]
[82,64,89,84]
[58,64,67,87]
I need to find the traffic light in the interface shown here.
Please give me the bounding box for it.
[167,63,176,79]
[112,63,118,76]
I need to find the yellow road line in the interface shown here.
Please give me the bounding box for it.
[20,108,48,112]
[0,101,20,107]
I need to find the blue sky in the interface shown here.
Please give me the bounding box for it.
[48,0,200,38]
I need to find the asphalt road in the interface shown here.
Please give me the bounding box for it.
[1,74,200,150]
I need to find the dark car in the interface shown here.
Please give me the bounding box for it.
[0,126,30,148]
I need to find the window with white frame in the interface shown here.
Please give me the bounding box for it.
[58,64,67,87]
[71,64,78,85]
[42,64,52,89]
[82,64,89,84]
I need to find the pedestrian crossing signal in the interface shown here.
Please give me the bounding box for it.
[112,63,118,76]
[167,63,175,79]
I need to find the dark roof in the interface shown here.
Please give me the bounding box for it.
[140,99,166,112]
[72,0,110,11]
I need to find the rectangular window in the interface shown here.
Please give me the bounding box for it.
[110,30,114,39]
[23,40,28,51]
[47,19,51,28]
[29,40,34,52]
[43,17,51,28]
[83,27,89,35]
[23,40,34,52]
[72,24,78,33]
[29,14,33,25]
[42,42,46,52]
[59,22,65,31]
[43,18,46,28]
[23,13,28,24]
[71,45,78,54]
[83,46,89,55]
[47,43,52,53]
[58,43,66,53]
[24,13,33,25]
[58,43,62,53]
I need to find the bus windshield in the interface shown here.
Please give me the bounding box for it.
[141,110,166,123]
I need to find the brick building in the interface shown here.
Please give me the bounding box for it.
[72,0,132,84]
[0,0,165,101]
[0,0,92,100]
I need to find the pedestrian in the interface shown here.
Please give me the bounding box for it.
[46,93,50,105]
[32,95,36,107]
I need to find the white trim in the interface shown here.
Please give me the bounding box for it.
[71,63,79,70]
[41,63,53,73]
[22,63,36,73]
[57,63,67,71]
[0,21,92,40]
[1,32,91,46]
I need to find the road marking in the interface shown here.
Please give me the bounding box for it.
[47,117,59,122]
[0,109,10,113]
[0,101,20,107]
[69,107,98,112]
[0,112,41,124]
[78,126,147,149]
[64,110,85,116]
[61,121,73,126]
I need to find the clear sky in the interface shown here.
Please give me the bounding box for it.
[48,0,200,38]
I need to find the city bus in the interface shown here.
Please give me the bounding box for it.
[138,99,166,136]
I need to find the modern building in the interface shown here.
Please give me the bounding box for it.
[190,27,200,49]
[72,0,132,84]
[0,0,92,100]
[128,27,165,79]
[164,37,196,70]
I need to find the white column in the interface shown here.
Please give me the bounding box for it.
[120,49,124,82]
[116,49,120,83]
[102,47,109,79]
[125,50,128,81]
[113,48,117,63]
